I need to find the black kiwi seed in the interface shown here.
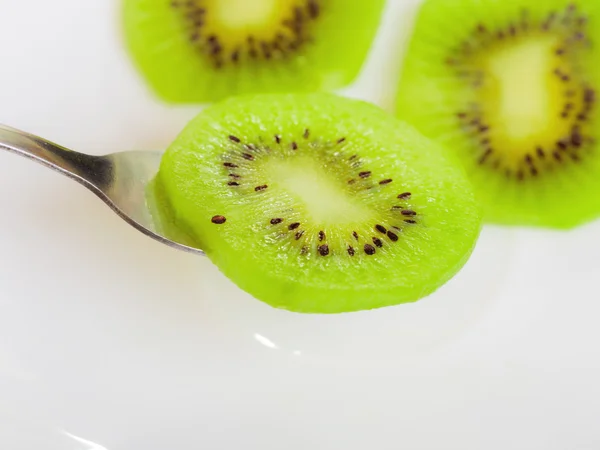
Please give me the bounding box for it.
[261,42,272,59]
[211,215,226,224]
[318,230,325,241]
[224,162,238,168]
[270,218,283,225]
[401,209,416,216]
[242,153,254,160]
[288,222,301,230]
[291,142,298,150]
[364,244,376,255]
[398,192,412,200]
[479,148,493,164]
[303,128,310,139]
[255,184,268,191]
[379,179,393,185]
[404,219,417,224]
[275,134,281,143]
[228,135,241,143]
[307,0,320,18]
[375,224,387,233]
[517,170,524,181]
[372,237,383,248]
[584,88,596,103]
[295,230,305,240]
[229,173,241,178]
[387,231,399,241]
[347,246,355,256]
[359,171,372,178]
[228,181,240,186]
[337,137,346,144]
[537,147,545,158]
[352,231,359,240]
[318,244,330,256]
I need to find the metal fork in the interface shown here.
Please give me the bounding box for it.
[0,124,204,255]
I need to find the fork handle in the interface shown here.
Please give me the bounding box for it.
[0,124,112,191]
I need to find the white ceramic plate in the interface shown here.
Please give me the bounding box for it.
[1,1,600,449]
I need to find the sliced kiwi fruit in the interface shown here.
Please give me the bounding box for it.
[153,93,481,313]
[122,0,385,103]
[396,0,600,229]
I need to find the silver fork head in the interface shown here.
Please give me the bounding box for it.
[0,124,204,255]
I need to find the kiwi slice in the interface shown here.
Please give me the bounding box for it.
[122,0,384,103]
[396,0,600,229]
[154,93,481,313]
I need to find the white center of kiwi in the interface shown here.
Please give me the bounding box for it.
[267,156,373,225]
[211,0,281,31]
[487,37,557,141]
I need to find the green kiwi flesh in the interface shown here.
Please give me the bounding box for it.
[153,93,482,314]
[396,0,600,229]
[123,0,385,103]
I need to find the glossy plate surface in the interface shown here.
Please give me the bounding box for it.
[1,1,599,449]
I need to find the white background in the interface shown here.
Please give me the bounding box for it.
[0,0,599,449]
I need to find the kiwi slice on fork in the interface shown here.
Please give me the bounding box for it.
[123,0,385,102]
[396,0,600,228]
[154,93,482,313]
